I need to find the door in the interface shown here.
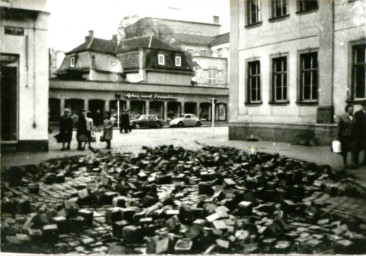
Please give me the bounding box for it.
[1,54,18,141]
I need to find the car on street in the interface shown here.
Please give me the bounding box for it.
[130,115,164,129]
[169,114,203,127]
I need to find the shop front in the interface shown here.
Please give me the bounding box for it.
[49,80,229,125]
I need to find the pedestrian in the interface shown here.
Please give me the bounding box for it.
[85,111,94,150]
[120,109,130,133]
[59,108,73,150]
[103,111,114,150]
[337,104,355,168]
[352,100,366,167]
[76,109,88,150]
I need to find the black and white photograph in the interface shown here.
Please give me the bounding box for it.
[1,0,366,254]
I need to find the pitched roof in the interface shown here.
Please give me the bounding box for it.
[116,36,179,53]
[210,32,230,47]
[67,38,117,55]
[174,33,214,46]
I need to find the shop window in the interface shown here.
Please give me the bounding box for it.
[70,57,75,67]
[247,0,261,26]
[208,68,217,85]
[272,57,288,102]
[158,54,165,65]
[299,52,318,102]
[297,0,318,13]
[175,56,182,67]
[247,60,261,103]
[271,0,287,18]
[352,44,366,99]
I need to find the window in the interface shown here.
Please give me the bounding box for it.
[175,56,182,67]
[208,68,217,84]
[272,57,288,102]
[158,54,165,65]
[271,0,287,18]
[70,57,75,67]
[352,44,366,99]
[297,0,318,13]
[247,0,261,25]
[300,52,318,101]
[247,61,261,103]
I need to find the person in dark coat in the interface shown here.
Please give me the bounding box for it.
[352,100,366,167]
[76,109,88,150]
[337,104,354,168]
[59,108,73,150]
[120,109,130,133]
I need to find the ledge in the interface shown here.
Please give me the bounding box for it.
[268,100,290,105]
[245,21,262,29]
[346,99,366,104]
[296,100,318,106]
[269,14,290,23]
[245,101,263,106]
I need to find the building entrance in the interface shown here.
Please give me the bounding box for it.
[130,101,145,118]
[150,101,164,119]
[1,54,18,141]
[184,102,197,115]
[65,99,84,116]
[167,102,181,120]
[199,102,211,121]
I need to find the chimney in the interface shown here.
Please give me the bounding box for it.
[85,30,94,42]
[213,16,220,24]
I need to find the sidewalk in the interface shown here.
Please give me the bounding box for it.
[2,127,365,188]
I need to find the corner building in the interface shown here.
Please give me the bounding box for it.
[229,0,366,145]
[1,0,49,151]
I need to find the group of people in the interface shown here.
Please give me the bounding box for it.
[337,100,366,168]
[58,109,115,150]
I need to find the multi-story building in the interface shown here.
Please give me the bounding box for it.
[123,17,230,89]
[229,0,365,145]
[1,0,50,151]
[50,31,229,123]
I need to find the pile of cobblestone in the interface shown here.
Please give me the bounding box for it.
[2,145,366,254]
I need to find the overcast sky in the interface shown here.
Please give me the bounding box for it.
[47,0,230,52]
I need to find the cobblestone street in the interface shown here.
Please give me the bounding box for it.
[2,127,366,254]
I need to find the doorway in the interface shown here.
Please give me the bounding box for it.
[1,54,18,141]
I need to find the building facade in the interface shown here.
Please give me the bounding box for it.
[229,0,365,145]
[50,32,228,123]
[1,0,49,151]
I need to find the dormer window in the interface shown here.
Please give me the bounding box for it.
[70,57,75,67]
[158,54,165,65]
[175,56,182,67]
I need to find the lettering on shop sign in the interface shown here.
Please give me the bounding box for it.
[5,26,24,36]
[123,93,177,100]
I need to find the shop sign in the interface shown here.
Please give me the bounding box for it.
[123,93,177,100]
[5,26,24,36]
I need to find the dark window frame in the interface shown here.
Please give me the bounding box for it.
[271,55,289,103]
[297,0,318,13]
[351,43,366,100]
[298,50,319,103]
[271,0,288,19]
[247,0,262,26]
[246,60,262,104]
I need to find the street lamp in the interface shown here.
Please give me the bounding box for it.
[115,94,121,129]
[210,97,217,138]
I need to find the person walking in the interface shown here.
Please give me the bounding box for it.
[76,109,88,150]
[59,108,73,150]
[120,109,130,133]
[352,100,366,167]
[337,104,355,168]
[85,111,94,150]
[103,111,114,150]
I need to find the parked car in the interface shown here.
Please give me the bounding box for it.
[169,114,202,127]
[130,115,164,129]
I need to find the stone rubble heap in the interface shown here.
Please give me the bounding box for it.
[2,145,366,254]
